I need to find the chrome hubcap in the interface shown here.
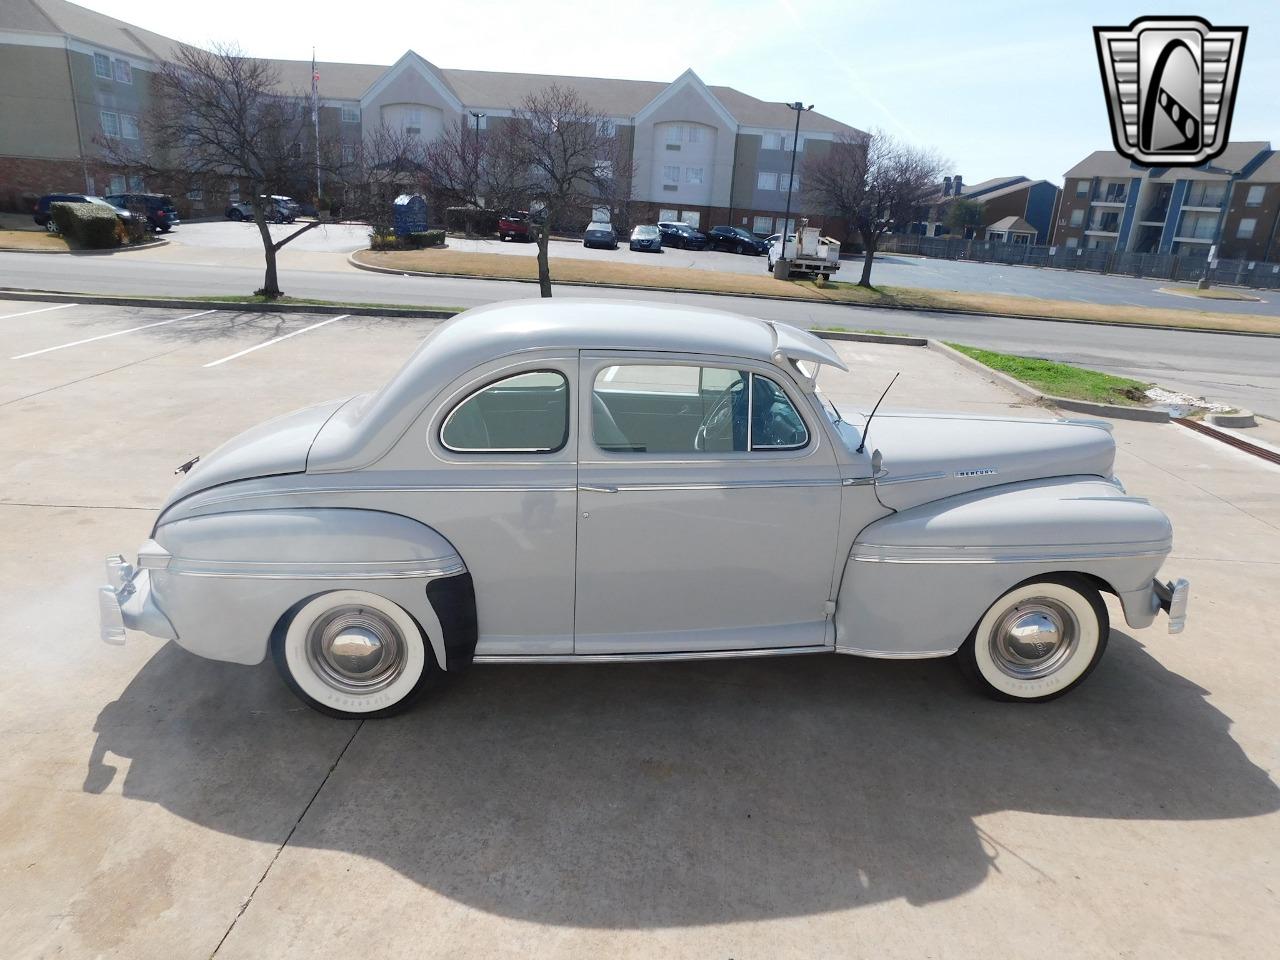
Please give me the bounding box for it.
[989,599,1079,680]
[306,606,406,694]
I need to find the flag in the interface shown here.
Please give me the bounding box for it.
[310,49,319,123]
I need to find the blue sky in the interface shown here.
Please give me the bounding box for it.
[82,0,1278,183]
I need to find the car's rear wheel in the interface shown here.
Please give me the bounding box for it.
[271,590,438,718]
[958,575,1108,702]
[228,208,243,221]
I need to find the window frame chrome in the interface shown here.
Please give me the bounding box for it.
[438,368,571,455]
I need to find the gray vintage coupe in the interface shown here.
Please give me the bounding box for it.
[101,300,1188,717]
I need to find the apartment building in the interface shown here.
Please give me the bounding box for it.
[0,0,863,237]
[910,175,1061,243]
[1053,142,1280,260]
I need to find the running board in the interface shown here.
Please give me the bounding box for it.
[472,646,830,664]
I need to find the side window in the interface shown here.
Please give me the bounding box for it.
[592,365,808,454]
[440,370,568,453]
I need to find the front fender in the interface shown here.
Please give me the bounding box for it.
[835,477,1173,657]
[148,508,468,668]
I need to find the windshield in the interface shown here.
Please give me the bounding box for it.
[634,226,658,237]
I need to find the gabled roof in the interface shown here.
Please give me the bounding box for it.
[987,216,1036,233]
[1064,142,1273,182]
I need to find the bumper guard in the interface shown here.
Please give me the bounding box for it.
[1152,577,1191,634]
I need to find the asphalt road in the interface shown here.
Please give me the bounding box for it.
[172,222,1280,315]
[2,249,1278,417]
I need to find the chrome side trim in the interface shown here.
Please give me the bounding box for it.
[473,645,829,664]
[875,470,947,486]
[586,478,841,493]
[186,484,577,507]
[166,556,466,580]
[835,646,954,659]
[850,541,1172,564]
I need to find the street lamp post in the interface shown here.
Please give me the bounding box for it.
[469,111,486,144]
[780,101,812,258]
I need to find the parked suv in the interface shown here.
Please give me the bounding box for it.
[498,211,532,242]
[657,221,707,250]
[32,194,132,231]
[104,193,180,232]
[706,225,769,255]
[225,196,298,223]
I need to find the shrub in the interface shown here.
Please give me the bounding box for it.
[368,232,400,251]
[406,230,445,249]
[50,201,120,249]
[445,207,499,235]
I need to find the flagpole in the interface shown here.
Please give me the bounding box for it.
[312,48,322,209]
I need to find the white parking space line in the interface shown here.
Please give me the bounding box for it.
[11,310,216,359]
[202,314,349,368]
[0,303,78,321]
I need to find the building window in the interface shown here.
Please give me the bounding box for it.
[777,173,798,192]
[341,104,360,124]
[662,164,679,184]
[341,143,356,164]
[113,59,132,84]
[598,119,615,137]
[1069,208,1084,227]
[94,52,111,79]
[187,188,203,200]
[109,174,126,194]
[659,208,678,221]
[100,110,121,138]
[680,211,700,228]
[120,114,139,140]
[595,159,614,179]
[1065,235,1079,248]
[763,132,791,150]
[685,167,703,185]
[290,142,302,159]
[228,181,240,202]
[1075,179,1089,197]
[404,107,422,136]
[1245,185,1265,207]
[754,216,773,234]
[666,125,683,144]
[1184,182,1227,207]
[1237,218,1257,240]
[1101,181,1126,202]
[686,125,702,144]
[757,171,778,191]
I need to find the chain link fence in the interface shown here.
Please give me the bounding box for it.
[878,235,1280,290]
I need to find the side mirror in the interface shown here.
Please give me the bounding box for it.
[871,448,884,478]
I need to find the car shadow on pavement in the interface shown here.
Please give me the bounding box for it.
[84,632,1278,927]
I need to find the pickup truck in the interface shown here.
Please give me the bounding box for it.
[498,211,532,242]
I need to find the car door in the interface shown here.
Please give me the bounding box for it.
[574,352,841,654]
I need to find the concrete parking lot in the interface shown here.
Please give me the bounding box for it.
[1,298,1277,958]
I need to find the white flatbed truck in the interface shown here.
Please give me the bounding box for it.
[768,220,841,280]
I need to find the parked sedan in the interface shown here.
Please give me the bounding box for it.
[582,224,619,249]
[657,221,707,250]
[629,224,663,252]
[100,300,1188,718]
[225,196,297,223]
[707,225,769,255]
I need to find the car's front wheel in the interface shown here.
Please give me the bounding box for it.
[271,590,438,718]
[228,208,243,221]
[958,575,1108,702]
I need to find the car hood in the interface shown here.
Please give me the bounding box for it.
[158,397,352,517]
[864,411,1116,512]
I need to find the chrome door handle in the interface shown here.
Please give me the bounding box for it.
[578,483,619,493]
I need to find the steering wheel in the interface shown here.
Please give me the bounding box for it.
[693,382,745,451]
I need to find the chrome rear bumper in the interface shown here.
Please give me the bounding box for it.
[98,553,177,645]
[1153,577,1191,634]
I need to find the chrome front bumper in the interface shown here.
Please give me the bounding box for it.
[1153,577,1191,634]
[99,553,177,645]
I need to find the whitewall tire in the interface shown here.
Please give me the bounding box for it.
[959,576,1109,702]
[271,590,436,718]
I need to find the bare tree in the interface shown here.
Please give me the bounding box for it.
[100,43,341,299]
[507,85,633,297]
[804,130,946,287]
[346,124,428,239]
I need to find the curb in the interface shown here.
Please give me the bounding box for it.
[0,287,458,319]
[815,330,928,347]
[346,252,1280,339]
[0,238,170,255]
[921,340,1170,422]
[1208,409,1258,428]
